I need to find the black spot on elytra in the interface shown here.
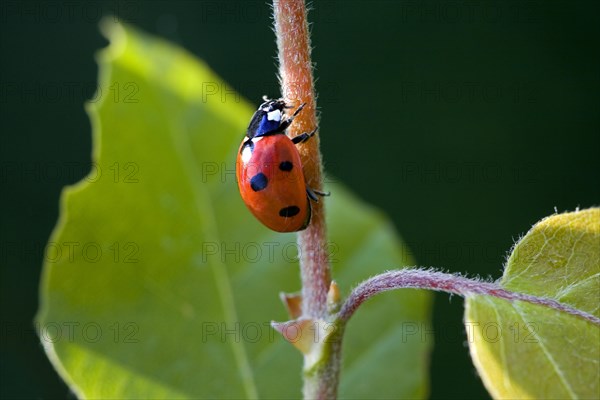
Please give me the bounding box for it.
[250,173,268,191]
[279,161,293,171]
[279,206,300,218]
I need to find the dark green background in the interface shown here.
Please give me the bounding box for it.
[1,0,598,398]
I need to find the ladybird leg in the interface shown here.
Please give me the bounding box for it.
[292,128,318,145]
[314,189,330,197]
[306,187,319,202]
[289,102,307,117]
[273,103,307,133]
[306,186,331,202]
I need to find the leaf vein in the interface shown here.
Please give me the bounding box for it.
[168,114,258,399]
[511,302,577,399]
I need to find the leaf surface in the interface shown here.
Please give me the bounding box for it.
[465,208,600,399]
[38,21,432,399]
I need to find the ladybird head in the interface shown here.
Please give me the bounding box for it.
[246,98,287,138]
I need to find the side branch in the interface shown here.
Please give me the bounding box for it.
[338,269,600,325]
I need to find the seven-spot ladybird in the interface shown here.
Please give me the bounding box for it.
[236,97,326,232]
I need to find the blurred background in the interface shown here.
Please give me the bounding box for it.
[1,0,598,398]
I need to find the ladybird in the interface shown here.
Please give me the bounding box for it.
[236,97,326,232]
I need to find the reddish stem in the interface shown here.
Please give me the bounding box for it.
[273,0,330,319]
[273,2,337,399]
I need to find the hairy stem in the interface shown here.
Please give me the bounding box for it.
[338,269,600,325]
[273,0,330,320]
[273,1,338,399]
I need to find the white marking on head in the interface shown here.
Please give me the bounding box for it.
[267,109,282,122]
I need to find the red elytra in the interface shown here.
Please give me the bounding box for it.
[236,135,310,232]
[236,98,319,232]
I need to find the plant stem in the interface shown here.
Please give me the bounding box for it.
[338,269,600,325]
[273,0,330,319]
[273,1,339,398]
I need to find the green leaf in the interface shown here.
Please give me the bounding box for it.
[465,208,600,399]
[37,21,431,399]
